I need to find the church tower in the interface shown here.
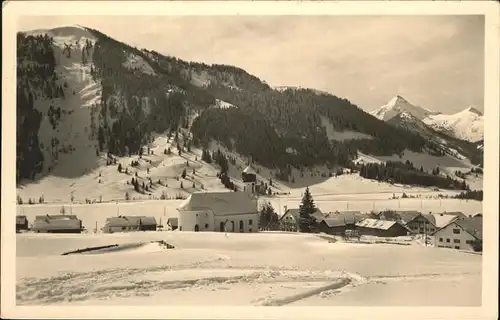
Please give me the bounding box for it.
[242,164,257,196]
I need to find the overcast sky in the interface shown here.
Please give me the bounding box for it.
[18,15,484,114]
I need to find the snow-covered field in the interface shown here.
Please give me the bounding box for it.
[16,231,481,306]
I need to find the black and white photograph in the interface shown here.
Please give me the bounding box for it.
[2,1,499,319]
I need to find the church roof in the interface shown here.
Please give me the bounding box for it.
[243,165,257,175]
[177,191,258,216]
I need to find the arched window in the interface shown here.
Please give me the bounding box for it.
[194,224,199,232]
[239,220,244,232]
[220,221,225,232]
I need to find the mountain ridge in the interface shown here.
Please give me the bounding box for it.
[371,95,484,143]
[16,25,482,199]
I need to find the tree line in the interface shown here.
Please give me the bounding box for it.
[358,161,469,190]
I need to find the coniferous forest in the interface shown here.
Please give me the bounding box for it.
[358,161,470,190]
[16,33,58,182]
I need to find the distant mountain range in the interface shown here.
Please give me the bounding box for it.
[371,95,484,143]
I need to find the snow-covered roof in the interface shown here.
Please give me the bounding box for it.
[322,211,366,227]
[105,216,157,227]
[16,216,28,223]
[395,211,421,224]
[33,215,82,231]
[177,191,258,216]
[35,214,79,221]
[355,218,398,230]
[432,214,459,228]
[243,165,257,175]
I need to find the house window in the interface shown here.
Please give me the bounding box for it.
[446,238,450,243]
[454,246,460,250]
[425,221,429,224]
[122,226,126,231]
[466,240,474,245]
[453,229,460,234]
[249,219,253,226]
[180,226,182,231]
[249,228,252,232]
[430,228,435,232]
[453,239,460,244]
[205,224,209,229]
[439,237,443,242]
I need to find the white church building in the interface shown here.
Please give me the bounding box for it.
[177,164,261,233]
[177,191,259,232]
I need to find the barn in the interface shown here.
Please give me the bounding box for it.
[16,215,29,231]
[102,216,157,233]
[355,218,411,237]
[32,215,83,233]
[318,211,367,236]
[177,191,259,232]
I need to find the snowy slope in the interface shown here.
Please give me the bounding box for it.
[423,107,484,143]
[16,231,481,306]
[123,53,156,75]
[22,26,103,177]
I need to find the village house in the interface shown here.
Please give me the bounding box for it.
[167,217,179,231]
[16,215,29,232]
[382,210,437,235]
[355,218,411,237]
[33,214,83,233]
[431,215,482,252]
[318,211,367,235]
[279,208,325,232]
[102,216,157,233]
[177,191,259,232]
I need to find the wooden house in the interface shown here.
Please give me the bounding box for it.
[318,211,367,236]
[33,214,83,233]
[355,218,411,237]
[102,216,157,233]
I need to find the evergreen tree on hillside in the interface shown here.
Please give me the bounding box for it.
[299,187,318,233]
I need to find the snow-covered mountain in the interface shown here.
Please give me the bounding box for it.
[423,107,484,143]
[371,95,440,122]
[371,96,484,143]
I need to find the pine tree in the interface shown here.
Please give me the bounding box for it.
[118,163,122,173]
[299,187,318,233]
[181,168,187,179]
